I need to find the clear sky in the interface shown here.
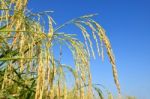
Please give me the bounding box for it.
[28,0,150,99]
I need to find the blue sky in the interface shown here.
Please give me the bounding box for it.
[28,0,150,98]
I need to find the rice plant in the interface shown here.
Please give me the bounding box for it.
[0,0,121,99]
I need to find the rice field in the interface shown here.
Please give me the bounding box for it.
[0,0,136,99]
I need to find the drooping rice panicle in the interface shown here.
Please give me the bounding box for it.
[86,22,101,57]
[88,19,121,94]
[75,23,95,59]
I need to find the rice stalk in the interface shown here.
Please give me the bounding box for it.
[108,93,113,99]
[35,44,45,99]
